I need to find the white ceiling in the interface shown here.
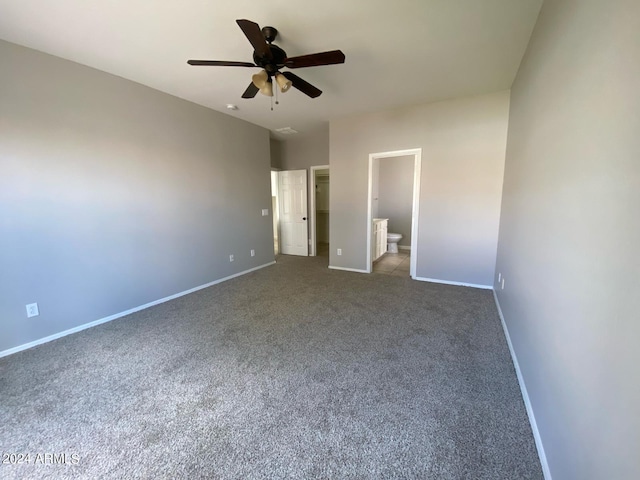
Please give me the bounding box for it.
[0,0,543,138]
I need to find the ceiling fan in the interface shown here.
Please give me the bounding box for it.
[187,19,345,100]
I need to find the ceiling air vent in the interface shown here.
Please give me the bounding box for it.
[274,127,298,135]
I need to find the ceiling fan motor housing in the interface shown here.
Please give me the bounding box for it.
[253,44,287,74]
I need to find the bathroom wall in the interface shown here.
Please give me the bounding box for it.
[371,159,380,220]
[0,40,274,354]
[377,155,414,247]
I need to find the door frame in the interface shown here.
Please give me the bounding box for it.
[270,168,281,255]
[366,148,422,278]
[309,165,330,256]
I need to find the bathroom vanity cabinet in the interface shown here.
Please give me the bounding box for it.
[372,218,388,262]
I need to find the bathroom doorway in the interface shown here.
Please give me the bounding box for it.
[309,165,330,259]
[366,149,422,278]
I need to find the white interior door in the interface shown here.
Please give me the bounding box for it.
[278,170,308,256]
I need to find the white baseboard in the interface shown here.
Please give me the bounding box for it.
[492,290,552,480]
[328,265,369,274]
[413,276,492,290]
[0,261,276,359]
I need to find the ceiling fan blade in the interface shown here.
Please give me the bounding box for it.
[282,72,322,98]
[236,19,272,60]
[187,60,257,67]
[241,82,260,99]
[284,50,345,69]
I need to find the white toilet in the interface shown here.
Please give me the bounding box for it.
[387,232,403,253]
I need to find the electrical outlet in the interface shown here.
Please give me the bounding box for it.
[337,248,342,256]
[26,303,39,318]
[501,278,505,290]
[250,249,255,257]
[262,209,269,216]
[229,254,234,262]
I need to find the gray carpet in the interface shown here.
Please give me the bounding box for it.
[1,254,542,479]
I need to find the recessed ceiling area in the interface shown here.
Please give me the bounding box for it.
[0,0,543,137]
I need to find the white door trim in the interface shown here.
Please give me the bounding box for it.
[271,168,281,255]
[309,165,330,257]
[366,148,422,278]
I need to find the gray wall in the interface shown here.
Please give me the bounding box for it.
[270,139,283,169]
[495,0,640,477]
[377,155,414,247]
[279,125,329,171]
[278,125,330,251]
[330,91,509,285]
[0,40,274,353]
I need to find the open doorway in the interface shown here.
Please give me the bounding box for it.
[366,149,422,278]
[309,165,330,259]
[270,170,280,255]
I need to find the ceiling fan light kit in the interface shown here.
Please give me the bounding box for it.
[260,79,274,97]
[252,70,268,88]
[275,73,292,93]
[187,19,345,107]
